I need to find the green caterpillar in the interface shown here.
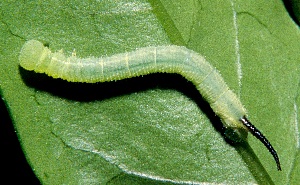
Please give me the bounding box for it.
[19,40,281,171]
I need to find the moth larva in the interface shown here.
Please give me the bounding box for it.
[19,40,281,171]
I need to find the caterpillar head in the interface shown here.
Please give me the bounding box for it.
[19,40,50,71]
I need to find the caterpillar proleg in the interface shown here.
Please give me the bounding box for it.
[19,40,281,171]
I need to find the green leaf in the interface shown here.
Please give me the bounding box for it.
[1,0,300,184]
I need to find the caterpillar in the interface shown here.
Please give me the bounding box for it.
[19,40,281,171]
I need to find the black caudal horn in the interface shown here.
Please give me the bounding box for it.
[240,116,281,171]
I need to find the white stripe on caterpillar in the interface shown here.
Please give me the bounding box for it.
[19,40,281,171]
